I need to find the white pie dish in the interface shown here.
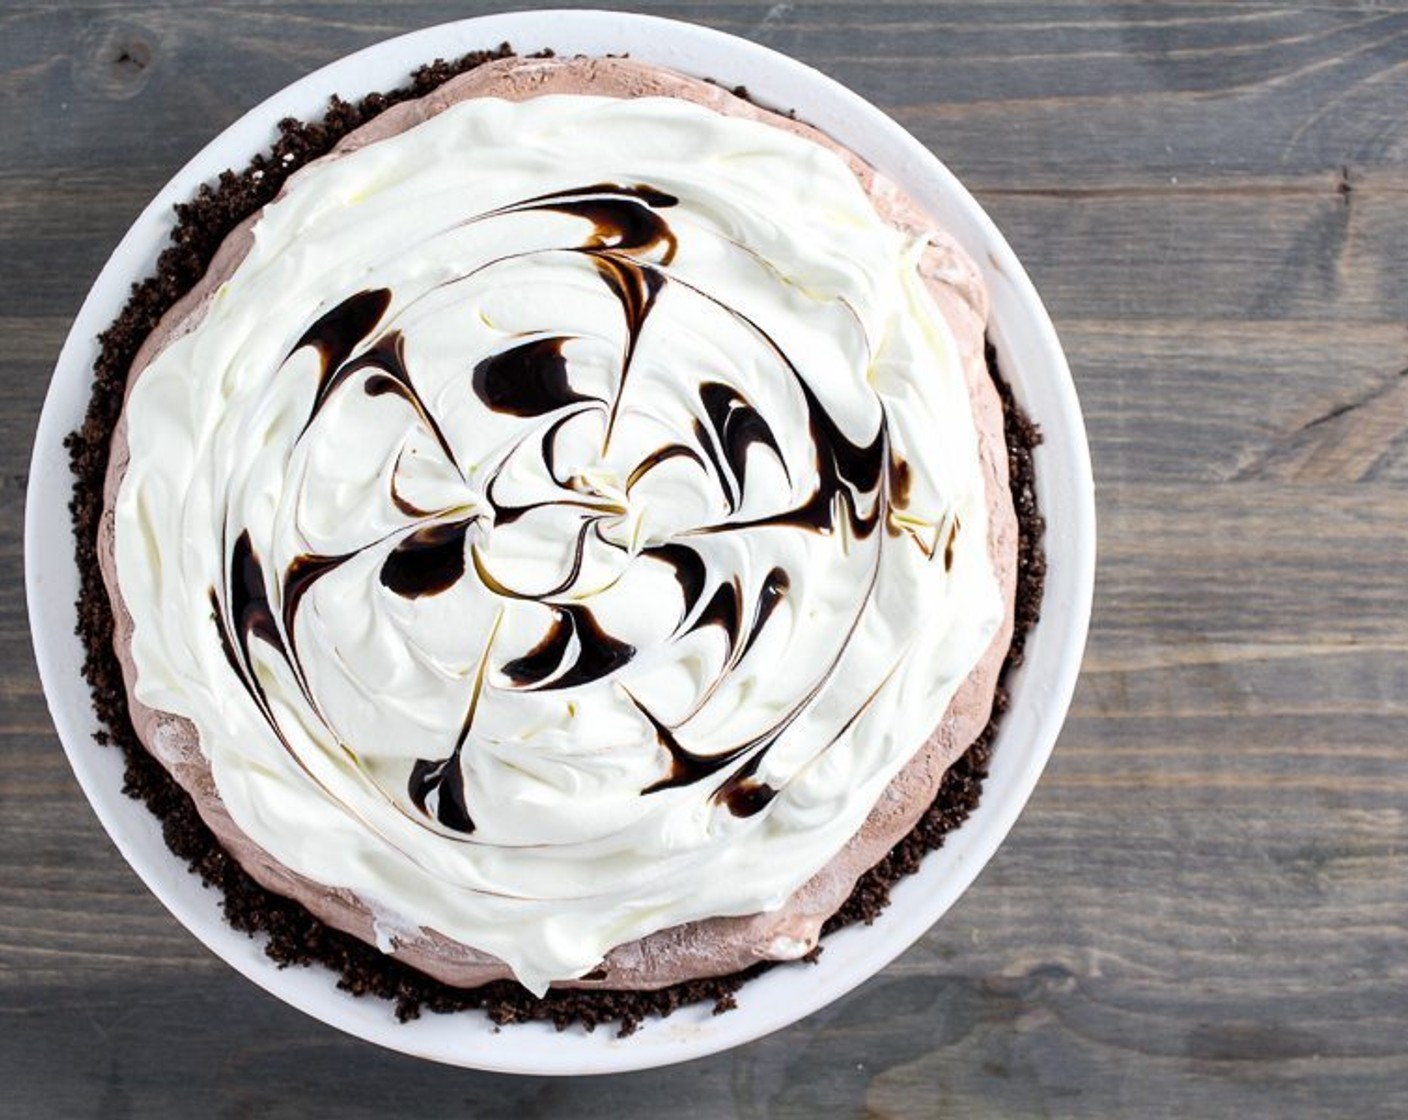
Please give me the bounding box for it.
[25,9,1095,1075]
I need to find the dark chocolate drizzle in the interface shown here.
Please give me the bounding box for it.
[642,542,708,625]
[472,336,596,417]
[887,453,912,513]
[282,551,354,656]
[209,533,325,773]
[208,178,927,829]
[405,616,500,837]
[355,333,460,468]
[501,604,636,691]
[594,254,666,451]
[297,287,392,398]
[688,579,743,654]
[210,534,280,727]
[627,443,704,494]
[633,692,767,795]
[408,753,475,833]
[698,382,788,507]
[743,567,790,658]
[488,182,680,260]
[715,754,778,818]
[228,530,285,661]
[713,373,887,539]
[379,517,475,599]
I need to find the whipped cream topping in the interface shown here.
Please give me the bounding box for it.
[113,93,1002,994]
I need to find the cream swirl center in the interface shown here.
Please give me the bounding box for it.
[113,94,1002,993]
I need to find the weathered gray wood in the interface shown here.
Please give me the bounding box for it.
[3,2,1407,1116]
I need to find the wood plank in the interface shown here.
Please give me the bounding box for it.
[5,2,1408,189]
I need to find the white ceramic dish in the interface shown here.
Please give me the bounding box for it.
[25,10,1095,1075]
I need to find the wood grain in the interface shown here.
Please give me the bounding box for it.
[3,2,1406,1116]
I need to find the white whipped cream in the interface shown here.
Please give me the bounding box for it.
[113,94,1002,995]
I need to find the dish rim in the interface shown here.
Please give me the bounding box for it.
[24,8,1095,1075]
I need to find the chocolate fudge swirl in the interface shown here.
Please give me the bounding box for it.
[111,93,1003,994]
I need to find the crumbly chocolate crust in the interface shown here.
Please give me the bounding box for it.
[64,47,1045,1037]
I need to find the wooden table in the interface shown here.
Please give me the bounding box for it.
[4,3,1405,1115]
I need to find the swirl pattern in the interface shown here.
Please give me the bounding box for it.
[113,93,1003,991]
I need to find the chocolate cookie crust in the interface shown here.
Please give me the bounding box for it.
[64,46,1045,1036]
